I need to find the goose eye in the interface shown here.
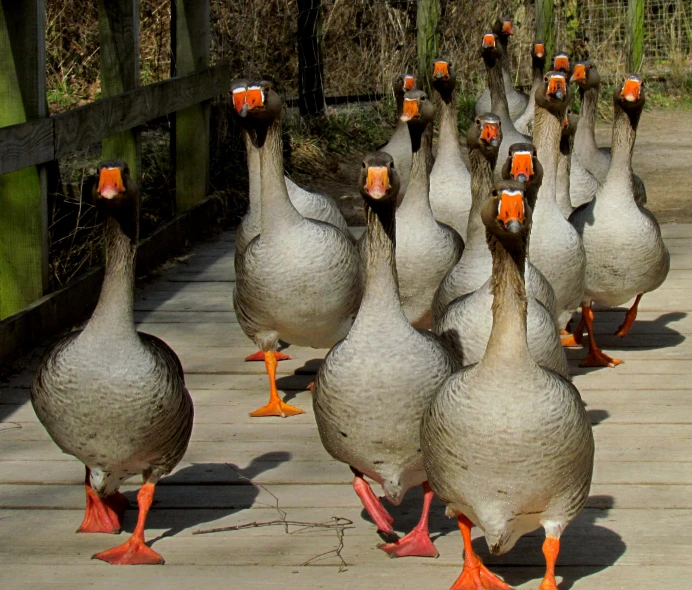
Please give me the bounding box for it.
[475,118,481,126]
[588,64,593,69]
[420,96,427,102]
[389,161,394,169]
[492,189,498,197]
[362,161,366,169]
[544,75,549,82]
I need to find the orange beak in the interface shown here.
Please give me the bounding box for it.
[480,122,500,145]
[401,98,419,122]
[571,64,586,83]
[231,88,247,114]
[510,152,534,182]
[246,86,264,110]
[403,75,416,91]
[621,78,641,102]
[502,21,513,35]
[433,61,449,79]
[497,190,525,230]
[482,33,496,48]
[548,75,567,98]
[554,55,570,72]
[365,167,390,199]
[98,167,125,199]
[534,43,545,58]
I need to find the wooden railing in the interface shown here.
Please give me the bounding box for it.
[0,0,226,320]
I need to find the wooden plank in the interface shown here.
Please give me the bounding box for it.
[0,0,48,318]
[98,0,141,178]
[172,0,210,212]
[0,66,230,176]
[297,0,325,116]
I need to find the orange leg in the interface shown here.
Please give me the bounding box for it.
[351,468,394,535]
[538,537,560,590]
[580,305,622,368]
[560,315,585,347]
[77,467,129,534]
[245,350,291,362]
[92,482,164,565]
[250,351,304,417]
[449,515,513,589]
[378,482,439,558]
[615,293,643,338]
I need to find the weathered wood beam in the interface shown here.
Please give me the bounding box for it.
[297,0,325,116]
[0,65,230,176]
[171,0,210,213]
[98,0,141,178]
[0,0,48,319]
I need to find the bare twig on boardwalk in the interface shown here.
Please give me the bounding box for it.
[191,463,354,572]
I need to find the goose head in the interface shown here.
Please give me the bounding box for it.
[492,16,514,44]
[535,71,570,117]
[359,152,400,205]
[92,160,139,239]
[431,58,456,96]
[480,32,502,67]
[570,61,600,91]
[229,79,282,125]
[552,52,571,76]
[482,180,532,242]
[393,74,417,97]
[532,41,547,69]
[614,74,645,127]
[501,143,543,208]
[400,88,434,128]
[467,113,502,158]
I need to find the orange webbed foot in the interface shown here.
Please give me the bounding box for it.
[249,398,304,418]
[450,562,514,590]
[538,574,558,590]
[560,333,582,348]
[77,487,129,534]
[378,528,439,558]
[580,348,622,368]
[245,350,291,362]
[92,536,164,565]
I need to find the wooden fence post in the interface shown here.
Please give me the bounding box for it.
[98,0,141,180]
[416,0,440,95]
[0,0,48,319]
[535,0,555,64]
[171,0,210,213]
[627,0,645,72]
[297,0,325,117]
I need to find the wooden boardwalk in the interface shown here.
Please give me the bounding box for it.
[2,224,691,589]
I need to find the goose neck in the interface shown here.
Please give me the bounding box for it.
[438,97,459,148]
[532,105,561,212]
[466,148,497,248]
[354,201,408,326]
[82,216,138,342]
[575,86,599,152]
[606,106,637,183]
[483,231,532,366]
[487,60,512,125]
[258,118,302,238]
[398,124,434,217]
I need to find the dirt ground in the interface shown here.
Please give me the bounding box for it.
[298,107,692,226]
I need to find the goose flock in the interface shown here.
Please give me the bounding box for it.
[30,15,669,590]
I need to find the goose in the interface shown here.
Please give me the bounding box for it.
[433,182,569,378]
[384,87,464,328]
[429,58,472,240]
[570,75,669,367]
[475,17,528,120]
[529,71,586,330]
[313,152,458,558]
[231,79,351,258]
[556,109,579,218]
[421,180,594,590]
[551,51,571,76]
[232,81,362,416]
[480,32,531,177]
[513,41,547,136]
[31,161,194,565]
[570,62,647,207]
[380,73,417,201]
[433,123,557,325]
